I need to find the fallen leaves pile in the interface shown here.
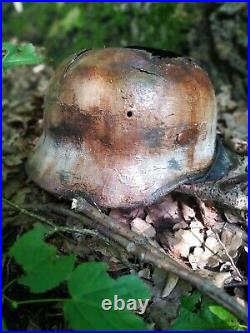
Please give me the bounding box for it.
[110,194,246,282]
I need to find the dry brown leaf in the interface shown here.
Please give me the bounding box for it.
[188,230,223,269]
[212,272,232,288]
[224,210,245,224]
[138,267,151,280]
[190,220,204,242]
[161,273,179,298]
[220,229,243,259]
[181,203,196,222]
[131,217,156,238]
[229,137,248,154]
[148,195,180,223]
[127,207,146,220]
[145,214,154,224]
[200,201,222,226]
[170,229,203,258]
[172,221,189,231]
[199,270,232,288]
[188,247,208,270]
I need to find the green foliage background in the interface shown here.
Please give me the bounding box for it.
[3,2,247,100]
[3,2,192,64]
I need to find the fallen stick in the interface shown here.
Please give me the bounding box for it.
[3,197,248,323]
[176,174,248,211]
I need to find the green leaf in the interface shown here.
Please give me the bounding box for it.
[64,262,151,330]
[2,318,7,331]
[170,308,215,331]
[181,290,202,311]
[10,225,75,293]
[209,305,241,330]
[2,42,44,70]
[170,291,242,331]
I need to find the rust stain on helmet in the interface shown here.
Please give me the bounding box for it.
[26,47,217,208]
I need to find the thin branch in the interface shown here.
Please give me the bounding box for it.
[3,198,100,239]
[3,198,56,228]
[176,176,248,211]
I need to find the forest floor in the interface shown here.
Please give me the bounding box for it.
[2,65,248,330]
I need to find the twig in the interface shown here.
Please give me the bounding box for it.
[3,198,56,228]
[176,175,248,211]
[3,197,248,323]
[3,198,99,239]
[225,281,248,288]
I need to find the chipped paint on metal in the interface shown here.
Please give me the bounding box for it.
[27,47,217,208]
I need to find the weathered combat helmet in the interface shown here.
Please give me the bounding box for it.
[26,47,232,208]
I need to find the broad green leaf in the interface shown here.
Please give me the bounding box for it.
[2,42,44,70]
[170,308,217,331]
[209,305,241,330]
[64,262,151,330]
[170,291,241,331]
[10,225,75,293]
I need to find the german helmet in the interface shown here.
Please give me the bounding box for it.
[27,47,232,208]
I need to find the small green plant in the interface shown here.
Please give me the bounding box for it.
[170,290,246,331]
[4,225,151,330]
[2,42,43,71]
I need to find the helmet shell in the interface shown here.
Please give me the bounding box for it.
[27,47,217,208]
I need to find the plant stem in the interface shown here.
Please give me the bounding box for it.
[17,298,69,306]
[2,278,17,292]
[3,294,68,307]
